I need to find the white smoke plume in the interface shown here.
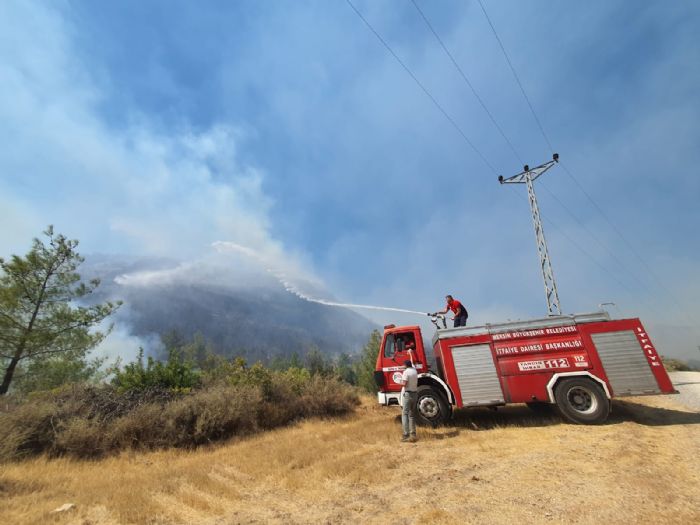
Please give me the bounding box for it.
[211,241,427,316]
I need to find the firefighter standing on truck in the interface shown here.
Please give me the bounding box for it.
[436,295,468,327]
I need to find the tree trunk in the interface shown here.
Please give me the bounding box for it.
[0,263,53,395]
[0,356,20,395]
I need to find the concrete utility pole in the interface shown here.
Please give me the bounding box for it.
[499,153,562,316]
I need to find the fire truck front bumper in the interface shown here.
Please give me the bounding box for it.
[377,391,401,406]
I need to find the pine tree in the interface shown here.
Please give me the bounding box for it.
[354,330,381,393]
[0,227,120,394]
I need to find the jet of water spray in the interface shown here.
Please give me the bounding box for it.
[282,289,427,315]
[212,241,427,316]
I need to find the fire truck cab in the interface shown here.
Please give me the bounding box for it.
[374,311,676,425]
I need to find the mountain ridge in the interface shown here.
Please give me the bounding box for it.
[82,254,377,361]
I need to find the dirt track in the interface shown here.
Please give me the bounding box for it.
[2,394,699,525]
[669,371,700,411]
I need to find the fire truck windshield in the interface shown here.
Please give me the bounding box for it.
[384,333,416,359]
[383,334,396,357]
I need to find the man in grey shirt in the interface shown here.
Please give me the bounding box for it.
[400,358,418,442]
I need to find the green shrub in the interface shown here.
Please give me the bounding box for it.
[112,348,200,392]
[279,367,312,395]
[12,354,106,395]
[354,330,381,393]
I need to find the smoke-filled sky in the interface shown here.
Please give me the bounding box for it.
[1,1,699,358]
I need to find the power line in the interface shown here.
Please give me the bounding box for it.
[344,0,498,175]
[409,0,523,165]
[559,161,667,281]
[537,180,656,293]
[477,0,694,326]
[559,161,696,328]
[477,0,554,154]
[411,0,658,299]
[504,186,668,320]
[348,0,627,299]
[473,5,593,213]
[347,0,692,326]
[538,178,696,328]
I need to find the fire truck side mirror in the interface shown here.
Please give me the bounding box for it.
[373,371,385,388]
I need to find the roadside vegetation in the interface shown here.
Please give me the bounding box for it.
[0,228,380,462]
[661,355,699,372]
[0,323,376,461]
[0,355,359,461]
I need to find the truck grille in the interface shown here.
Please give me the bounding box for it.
[590,330,660,396]
[452,344,504,405]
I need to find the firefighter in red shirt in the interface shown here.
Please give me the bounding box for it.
[437,295,468,327]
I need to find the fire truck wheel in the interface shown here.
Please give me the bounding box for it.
[554,378,610,425]
[416,385,450,427]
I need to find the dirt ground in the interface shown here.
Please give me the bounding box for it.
[1,394,698,525]
[669,371,700,411]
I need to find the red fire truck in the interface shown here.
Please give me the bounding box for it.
[374,311,676,424]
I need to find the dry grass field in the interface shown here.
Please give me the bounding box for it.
[1,395,698,525]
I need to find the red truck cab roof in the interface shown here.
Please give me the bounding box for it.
[383,324,422,334]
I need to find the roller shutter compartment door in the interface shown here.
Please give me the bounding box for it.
[590,330,660,395]
[452,344,504,405]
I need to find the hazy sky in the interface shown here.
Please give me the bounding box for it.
[1,1,698,356]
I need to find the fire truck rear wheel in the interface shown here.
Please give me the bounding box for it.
[415,385,450,427]
[554,377,610,425]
